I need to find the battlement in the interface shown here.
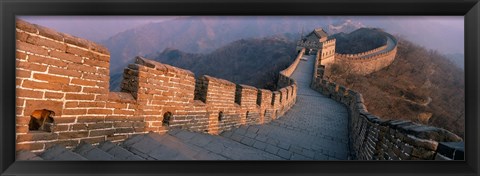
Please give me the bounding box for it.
[332,32,398,75]
[15,19,300,152]
[335,45,388,59]
[311,64,464,160]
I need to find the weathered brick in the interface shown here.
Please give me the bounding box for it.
[16,31,29,42]
[16,143,45,151]
[95,94,109,101]
[16,88,44,98]
[53,117,76,124]
[17,133,58,143]
[82,87,107,94]
[50,50,82,64]
[71,78,97,87]
[87,109,112,115]
[84,58,109,68]
[87,123,112,130]
[49,66,82,78]
[97,68,109,76]
[82,73,108,81]
[26,35,66,51]
[77,116,105,123]
[80,137,105,144]
[66,46,92,58]
[16,19,38,33]
[22,80,63,91]
[107,135,127,141]
[113,122,133,128]
[77,102,106,108]
[16,41,48,56]
[62,109,87,115]
[16,62,47,72]
[35,24,64,41]
[33,73,70,84]
[24,99,63,117]
[44,140,79,149]
[16,125,29,133]
[105,116,128,122]
[65,93,95,100]
[58,131,89,139]
[89,129,115,137]
[16,51,28,60]
[44,92,64,99]
[62,85,82,92]
[16,69,31,78]
[71,124,87,131]
[115,128,134,134]
[29,55,68,68]
[106,102,127,109]
[52,125,69,132]
[113,109,134,115]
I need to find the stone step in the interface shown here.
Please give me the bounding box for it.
[98,141,145,160]
[16,150,43,160]
[121,132,199,160]
[72,142,115,160]
[40,145,87,160]
[170,128,282,160]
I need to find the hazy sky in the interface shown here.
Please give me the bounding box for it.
[19,16,176,42]
[19,16,464,54]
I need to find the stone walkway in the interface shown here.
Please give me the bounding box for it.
[19,55,350,160]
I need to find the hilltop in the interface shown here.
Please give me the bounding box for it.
[326,37,465,138]
[330,28,388,54]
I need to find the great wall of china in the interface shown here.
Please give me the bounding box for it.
[15,19,464,160]
[333,32,398,75]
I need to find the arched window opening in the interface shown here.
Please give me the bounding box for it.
[218,111,224,122]
[163,112,172,126]
[246,111,250,119]
[29,109,55,132]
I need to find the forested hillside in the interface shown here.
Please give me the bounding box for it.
[325,38,465,138]
[110,34,298,91]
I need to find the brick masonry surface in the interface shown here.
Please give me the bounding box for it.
[15,19,298,153]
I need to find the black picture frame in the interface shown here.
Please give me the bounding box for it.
[1,0,479,175]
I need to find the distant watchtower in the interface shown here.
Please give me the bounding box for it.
[296,28,336,66]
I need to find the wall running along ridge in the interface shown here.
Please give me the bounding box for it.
[311,52,464,160]
[15,19,300,152]
[333,32,398,75]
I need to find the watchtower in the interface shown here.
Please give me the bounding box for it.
[296,28,336,66]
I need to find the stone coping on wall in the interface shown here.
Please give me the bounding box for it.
[16,19,110,55]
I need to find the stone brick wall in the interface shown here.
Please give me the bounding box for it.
[310,63,464,160]
[333,33,397,75]
[15,19,301,152]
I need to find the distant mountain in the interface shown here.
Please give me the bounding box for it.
[330,28,388,54]
[327,19,365,34]
[110,34,298,91]
[444,53,464,69]
[101,16,356,74]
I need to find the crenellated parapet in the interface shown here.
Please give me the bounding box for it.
[311,62,464,160]
[333,32,398,75]
[15,19,301,152]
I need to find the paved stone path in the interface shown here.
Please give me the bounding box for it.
[20,55,350,160]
